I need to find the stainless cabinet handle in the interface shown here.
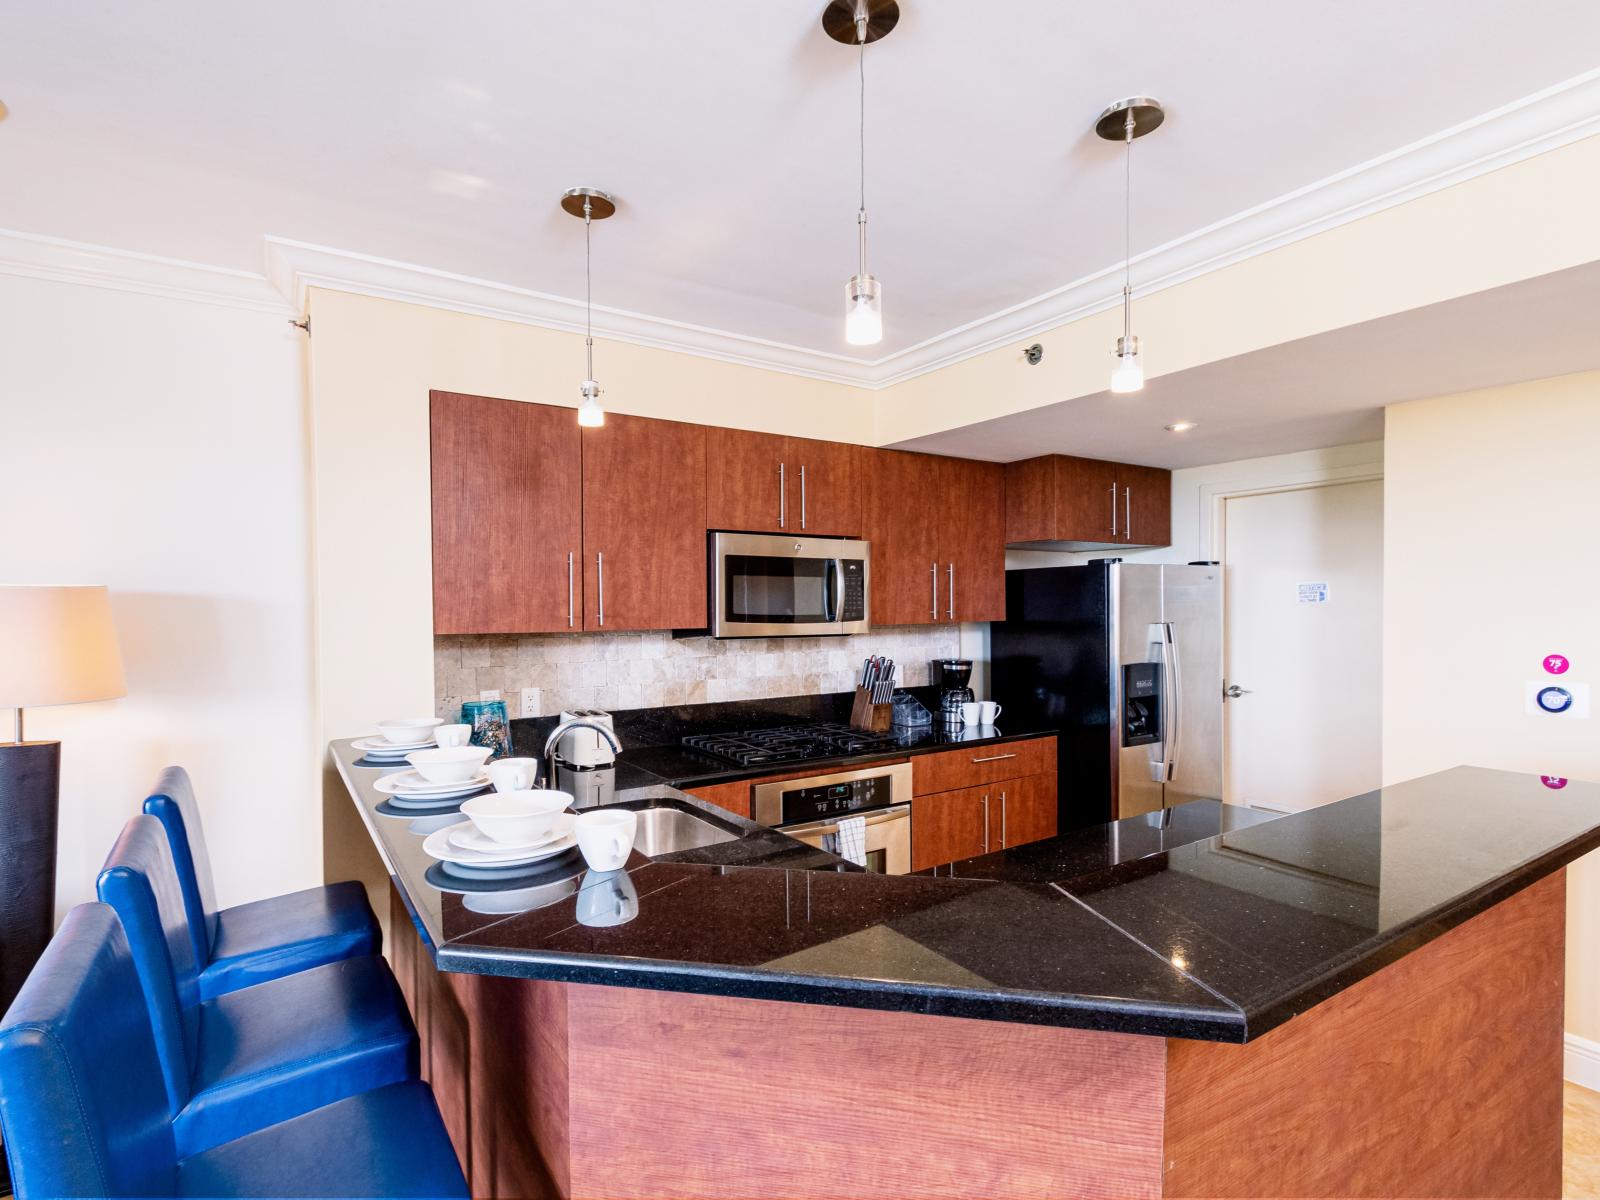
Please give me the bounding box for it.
[1124,486,1132,543]
[566,551,575,628]
[778,463,786,529]
[930,562,939,621]
[970,753,1018,764]
[982,794,990,853]
[596,552,605,627]
[800,464,807,530]
[1000,789,1007,848]
[947,563,954,620]
[1110,484,1118,537]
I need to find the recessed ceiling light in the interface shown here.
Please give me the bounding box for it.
[1165,420,1197,433]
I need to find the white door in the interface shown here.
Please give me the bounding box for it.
[1223,479,1383,812]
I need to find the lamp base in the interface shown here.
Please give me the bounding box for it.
[0,740,61,1016]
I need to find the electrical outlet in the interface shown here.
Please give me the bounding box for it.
[478,689,502,703]
[520,688,542,717]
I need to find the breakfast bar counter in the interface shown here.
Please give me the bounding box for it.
[333,742,1600,1198]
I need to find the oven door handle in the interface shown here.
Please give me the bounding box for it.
[784,803,910,838]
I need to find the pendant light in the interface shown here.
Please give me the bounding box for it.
[1096,97,1164,394]
[823,0,898,346]
[560,186,617,427]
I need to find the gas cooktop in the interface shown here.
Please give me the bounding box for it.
[682,722,900,768]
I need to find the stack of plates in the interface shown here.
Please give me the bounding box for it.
[422,813,579,878]
[351,734,436,764]
[372,769,491,815]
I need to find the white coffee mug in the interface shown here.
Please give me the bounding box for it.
[487,757,539,793]
[960,701,982,726]
[436,723,472,748]
[576,869,640,927]
[979,701,1003,724]
[575,809,637,872]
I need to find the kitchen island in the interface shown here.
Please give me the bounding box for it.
[335,741,1598,1198]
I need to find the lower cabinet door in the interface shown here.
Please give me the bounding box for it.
[998,773,1058,848]
[911,785,991,871]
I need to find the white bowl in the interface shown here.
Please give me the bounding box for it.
[405,745,492,784]
[460,789,572,846]
[377,717,444,745]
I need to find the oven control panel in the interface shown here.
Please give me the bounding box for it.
[751,761,913,828]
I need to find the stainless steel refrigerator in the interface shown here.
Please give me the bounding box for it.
[990,561,1223,829]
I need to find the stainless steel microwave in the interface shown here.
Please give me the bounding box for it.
[709,532,870,637]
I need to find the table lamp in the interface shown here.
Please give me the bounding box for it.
[0,585,125,1014]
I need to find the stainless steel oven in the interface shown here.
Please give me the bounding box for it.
[710,532,869,638]
[753,762,912,874]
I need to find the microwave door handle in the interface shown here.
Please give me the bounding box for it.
[824,559,841,623]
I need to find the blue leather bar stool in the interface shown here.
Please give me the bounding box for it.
[144,765,379,997]
[97,816,417,1156]
[0,903,467,1198]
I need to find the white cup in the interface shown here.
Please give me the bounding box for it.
[979,701,1003,724]
[436,723,472,748]
[576,869,640,927]
[487,757,539,793]
[960,701,982,726]
[575,809,637,872]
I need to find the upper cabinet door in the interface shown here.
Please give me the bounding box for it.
[430,391,582,635]
[861,448,942,626]
[582,414,708,631]
[706,427,789,533]
[937,457,1005,622]
[785,436,862,537]
[1118,464,1172,547]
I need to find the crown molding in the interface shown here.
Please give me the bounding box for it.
[0,228,290,315]
[262,237,873,388]
[867,66,1600,387]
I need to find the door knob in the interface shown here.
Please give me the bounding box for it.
[1225,684,1252,699]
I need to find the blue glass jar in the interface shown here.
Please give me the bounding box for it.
[459,699,511,759]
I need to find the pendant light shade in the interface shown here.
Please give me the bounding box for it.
[1096,97,1164,396]
[560,186,616,427]
[825,0,898,347]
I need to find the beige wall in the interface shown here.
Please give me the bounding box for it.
[1383,371,1600,1041]
[874,134,1600,445]
[1,271,316,919]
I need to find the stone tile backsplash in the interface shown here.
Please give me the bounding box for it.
[435,627,962,720]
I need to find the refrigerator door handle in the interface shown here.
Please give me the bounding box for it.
[1147,621,1180,783]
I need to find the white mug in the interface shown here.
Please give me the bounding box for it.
[575,809,637,872]
[960,701,982,726]
[979,701,1003,724]
[576,869,640,927]
[487,757,539,793]
[436,723,472,748]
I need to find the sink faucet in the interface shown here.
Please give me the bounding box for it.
[541,718,623,790]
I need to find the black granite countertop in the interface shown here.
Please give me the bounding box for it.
[332,742,1600,1043]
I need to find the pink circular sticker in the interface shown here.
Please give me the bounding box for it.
[1544,654,1570,675]
[1542,776,1568,790]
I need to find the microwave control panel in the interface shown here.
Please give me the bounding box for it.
[840,560,866,622]
[1122,662,1163,747]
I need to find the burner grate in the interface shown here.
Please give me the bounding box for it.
[683,722,900,767]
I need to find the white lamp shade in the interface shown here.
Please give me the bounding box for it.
[0,586,126,709]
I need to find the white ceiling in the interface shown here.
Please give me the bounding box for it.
[4,0,1600,361]
[890,260,1600,467]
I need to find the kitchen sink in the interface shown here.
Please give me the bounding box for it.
[631,805,742,856]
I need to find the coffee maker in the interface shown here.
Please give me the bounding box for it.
[931,659,975,729]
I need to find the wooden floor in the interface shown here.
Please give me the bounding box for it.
[1569,1083,1600,1198]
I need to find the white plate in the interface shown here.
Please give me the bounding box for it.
[423,815,578,867]
[353,735,436,754]
[448,817,570,856]
[373,769,492,797]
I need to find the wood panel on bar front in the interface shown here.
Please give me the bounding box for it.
[391,869,1565,1199]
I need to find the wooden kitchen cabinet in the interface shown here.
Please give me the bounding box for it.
[911,784,991,871]
[682,779,753,820]
[862,448,1006,626]
[430,390,582,634]
[861,448,942,625]
[706,428,861,536]
[1005,454,1170,549]
[996,772,1057,848]
[581,413,708,631]
[911,737,1054,796]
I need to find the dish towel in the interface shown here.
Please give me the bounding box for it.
[832,815,868,867]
